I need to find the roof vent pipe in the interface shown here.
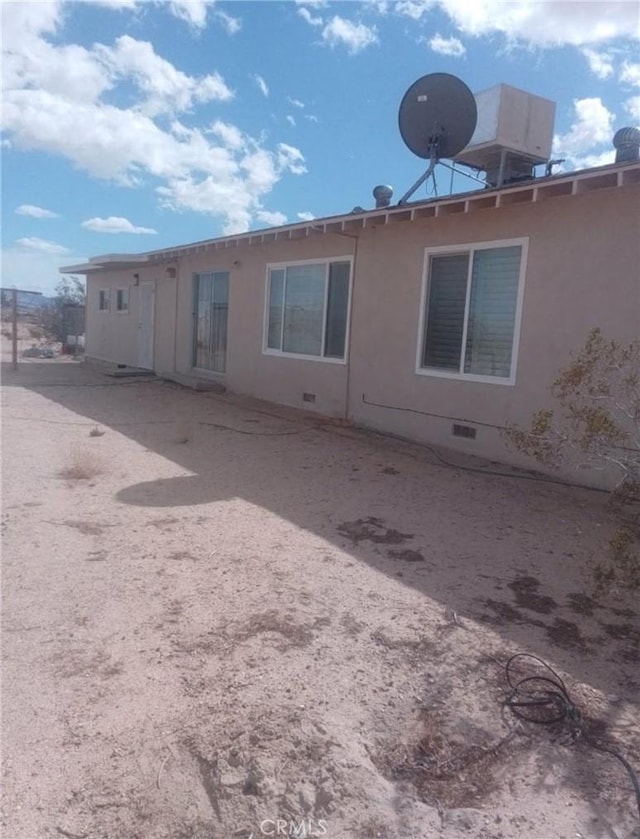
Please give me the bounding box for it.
[373,184,393,208]
[613,127,640,163]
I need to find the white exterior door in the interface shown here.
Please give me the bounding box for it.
[138,282,155,369]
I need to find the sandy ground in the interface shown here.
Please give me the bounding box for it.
[1,353,639,839]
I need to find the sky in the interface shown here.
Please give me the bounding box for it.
[1,0,639,295]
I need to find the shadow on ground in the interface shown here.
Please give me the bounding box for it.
[3,359,638,700]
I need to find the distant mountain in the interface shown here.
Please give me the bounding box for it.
[1,291,56,314]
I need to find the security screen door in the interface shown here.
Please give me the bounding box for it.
[193,272,229,373]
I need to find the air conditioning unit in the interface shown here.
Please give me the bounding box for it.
[453,84,556,186]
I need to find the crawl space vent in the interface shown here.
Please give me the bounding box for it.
[452,423,477,440]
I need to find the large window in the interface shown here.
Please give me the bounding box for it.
[193,271,229,373]
[418,240,526,383]
[265,259,351,361]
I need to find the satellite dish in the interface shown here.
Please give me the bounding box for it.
[399,73,477,160]
[397,73,477,204]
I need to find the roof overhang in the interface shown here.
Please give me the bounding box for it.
[61,160,640,274]
[60,253,152,273]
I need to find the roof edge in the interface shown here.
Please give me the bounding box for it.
[61,159,640,274]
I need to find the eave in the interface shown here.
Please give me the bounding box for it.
[61,160,640,274]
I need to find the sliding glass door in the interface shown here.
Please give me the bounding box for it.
[193,272,229,373]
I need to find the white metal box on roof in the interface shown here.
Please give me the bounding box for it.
[453,84,556,182]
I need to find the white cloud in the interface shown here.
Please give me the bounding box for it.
[298,7,324,26]
[276,143,307,175]
[322,16,378,53]
[81,216,158,234]
[625,95,640,121]
[395,0,433,20]
[304,114,319,123]
[86,0,137,8]
[84,0,216,25]
[428,34,466,56]
[288,97,305,108]
[16,237,71,254]
[254,74,269,97]
[0,1,60,42]
[166,0,213,29]
[368,0,391,13]
[620,61,640,87]
[618,63,640,137]
[156,140,306,234]
[582,48,614,79]
[286,115,296,126]
[3,20,113,104]
[1,245,87,296]
[553,97,615,169]
[2,12,305,234]
[16,204,59,218]
[208,120,246,150]
[214,9,241,34]
[97,35,232,117]
[255,210,288,227]
[564,149,615,168]
[395,1,640,46]
[297,211,315,221]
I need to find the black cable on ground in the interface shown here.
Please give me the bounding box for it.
[361,393,613,492]
[503,652,640,823]
[358,423,609,493]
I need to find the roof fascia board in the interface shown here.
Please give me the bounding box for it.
[62,160,639,274]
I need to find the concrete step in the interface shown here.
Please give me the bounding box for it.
[161,372,226,393]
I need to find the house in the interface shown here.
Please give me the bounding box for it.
[62,158,640,489]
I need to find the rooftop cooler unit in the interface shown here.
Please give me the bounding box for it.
[452,84,556,187]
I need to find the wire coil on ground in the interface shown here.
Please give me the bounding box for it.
[503,653,640,823]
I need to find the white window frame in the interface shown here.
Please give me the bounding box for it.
[115,287,129,313]
[98,289,110,312]
[263,256,353,364]
[416,237,528,386]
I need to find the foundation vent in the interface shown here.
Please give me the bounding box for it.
[302,392,316,404]
[452,423,477,440]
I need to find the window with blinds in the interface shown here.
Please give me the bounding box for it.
[265,259,351,361]
[420,241,525,382]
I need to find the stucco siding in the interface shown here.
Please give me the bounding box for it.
[78,171,639,487]
[172,236,354,416]
[347,185,639,485]
[154,274,178,375]
[85,272,138,366]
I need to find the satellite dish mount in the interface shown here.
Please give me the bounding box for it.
[397,73,477,205]
[398,135,441,204]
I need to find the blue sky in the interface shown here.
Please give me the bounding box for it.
[2,0,639,294]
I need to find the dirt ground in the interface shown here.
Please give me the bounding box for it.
[1,352,639,839]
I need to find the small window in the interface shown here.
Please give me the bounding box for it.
[98,289,110,311]
[265,259,351,361]
[418,240,526,383]
[116,288,129,312]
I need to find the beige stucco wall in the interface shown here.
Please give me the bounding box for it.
[172,235,356,417]
[154,273,178,374]
[85,271,138,365]
[85,268,176,371]
[347,184,640,486]
[83,179,639,487]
